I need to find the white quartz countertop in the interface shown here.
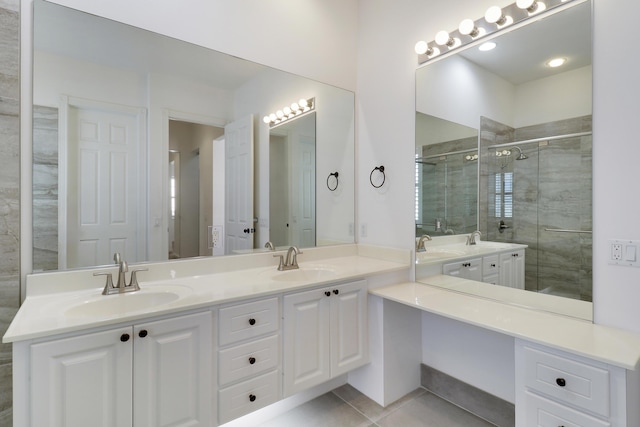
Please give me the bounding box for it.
[5,246,410,343]
[371,281,640,370]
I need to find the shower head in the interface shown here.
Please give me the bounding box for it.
[513,146,528,160]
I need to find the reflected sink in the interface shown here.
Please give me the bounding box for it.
[65,287,188,318]
[271,267,338,282]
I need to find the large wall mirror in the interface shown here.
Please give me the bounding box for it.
[30,0,355,273]
[415,0,592,316]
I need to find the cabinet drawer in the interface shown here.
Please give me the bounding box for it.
[219,335,279,386]
[219,297,279,346]
[525,391,610,427]
[523,346,610,417]
[218,370,280,424]
[483,255,499,275]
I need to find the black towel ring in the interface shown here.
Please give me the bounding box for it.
[327,172,339,191]
[370,165,385,188]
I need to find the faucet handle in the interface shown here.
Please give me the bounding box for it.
[94,272,114,295]
[113,252,122,265]
[128,268,148,290]
[273,254,285,271]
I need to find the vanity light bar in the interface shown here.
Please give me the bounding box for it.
[415,0,580,65]
[263,97,315,128]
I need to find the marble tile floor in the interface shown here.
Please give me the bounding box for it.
[256,384,496,427]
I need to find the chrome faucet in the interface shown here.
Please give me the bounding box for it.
[416,235,432,252]
[94,253,147,295]
[264,241,275,251]
[273,246,303,271]
[467,230,482,245]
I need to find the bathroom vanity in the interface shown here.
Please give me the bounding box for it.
[5,244,409,427]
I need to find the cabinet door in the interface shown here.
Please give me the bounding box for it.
[331,280,368,377]
[30,327,133,427]
[513,250,525,289]
[133,311,213,427]
[283,287,331,397]
[499,252,515,287]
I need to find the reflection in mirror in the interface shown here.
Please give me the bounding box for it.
[30,0,355,272]
[269,113,316,249]
[415,0,592,312]
[415,114,478,237]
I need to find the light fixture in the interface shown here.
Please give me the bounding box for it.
[516,0,546,14]
[415,0,578,65]
[435,30,460,49]
[485,6,513,27]
[547,57,566,67]
[458,19,484,38]
[263,97,315,128]
[479,42,497,51]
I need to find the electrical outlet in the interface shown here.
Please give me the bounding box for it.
[611,242,623,261]
[212,225,223,248]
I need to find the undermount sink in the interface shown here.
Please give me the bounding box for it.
[65,286,189,318]
[271,266,338,282]
[417,248,467,259]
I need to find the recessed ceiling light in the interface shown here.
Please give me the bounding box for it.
[479,42,497,52]
[547,57,566,68]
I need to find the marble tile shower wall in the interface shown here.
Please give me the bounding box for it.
[0,0,20,424]
[33,106,59,272]
[418,136,478,236]
[480,116,593,301]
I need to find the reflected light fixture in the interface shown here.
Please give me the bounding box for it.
[547,57,567,67]
[263,97,315,128]
[517,0,546,14]
[479,42,497,51]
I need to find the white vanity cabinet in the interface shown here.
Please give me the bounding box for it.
[24,311,212,427]
[515,339,637,427]
[499,249,525,289]
[443,258,482,282]
[283,279,368,396]
[217,297,281,424]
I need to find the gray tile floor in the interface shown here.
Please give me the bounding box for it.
[257,384,496,426]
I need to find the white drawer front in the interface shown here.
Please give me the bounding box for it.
[483,255,499,274]
[219,335,279,386]
[523,346,610,417]
[525,391,610,427]
[218,370,280,424]
[219,297,279,346]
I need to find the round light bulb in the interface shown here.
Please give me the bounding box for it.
[485,6,508,25]
[415,40,429,55]
[299,99,308,108]
[516,0,536,9]
[458,19,477,37]
[435,30,451,46]
[283,106,292,115]
[276,110,284,118]
[263,116,271,124]
[291,102,300,111]
[496,151,502,157]
[269,113,277,122]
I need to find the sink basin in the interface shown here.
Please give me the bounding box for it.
[271,267,337,282]
[65,287,187,318]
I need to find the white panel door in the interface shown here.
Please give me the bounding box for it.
[30,327,133,427]
[283,287,331,396]
[133,311,213,427]
[291,133,316,247]
[224,115,254,254]
[67,105,142,268]
[330,280,368,376]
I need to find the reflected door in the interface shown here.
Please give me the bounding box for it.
[291,132,316,247]
[66,105,141,268]
[224,115,254,253]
